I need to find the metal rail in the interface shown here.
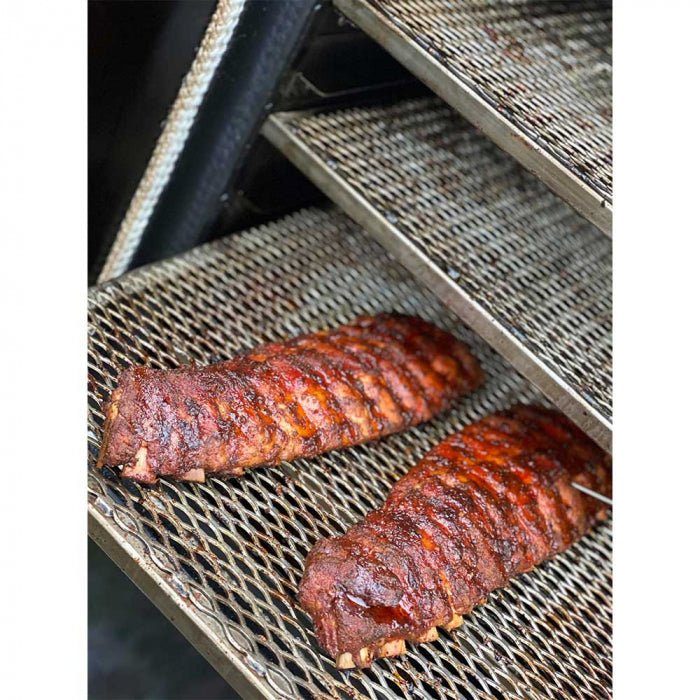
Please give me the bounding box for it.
[88,207,611,699]
[333,0,612,235]
[573,482,612,507]
[263,100,611,452]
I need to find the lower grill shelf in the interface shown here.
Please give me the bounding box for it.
[88,207,611,700]
[263,98,611,451]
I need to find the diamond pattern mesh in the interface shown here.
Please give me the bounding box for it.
[345,0,612,204]
[88,208,611,699]
[266,97,611,438]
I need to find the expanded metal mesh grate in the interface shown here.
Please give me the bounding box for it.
[88,207,611,699]
[264,98,611,449]
[334,0,612,233]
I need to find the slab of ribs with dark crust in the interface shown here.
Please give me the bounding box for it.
[299,405,612,668]
[98,314,483,483]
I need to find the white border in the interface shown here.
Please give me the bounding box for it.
[614,3,700,698]
[2,2,699,697]
[0,1,85,698]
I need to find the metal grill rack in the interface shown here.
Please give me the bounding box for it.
[263,98,611,451]
[88,207,611,700]
[333,0,612,235]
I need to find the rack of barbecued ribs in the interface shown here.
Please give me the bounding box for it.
[98,314,483,483]
[97,312,611,671]
[300,405,611,668]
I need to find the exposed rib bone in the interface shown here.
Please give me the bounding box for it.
[121,444,155,483]
[335,646,372,669]
[336,652,355,669]
[415,627,439,643]
[444,613,464,631]
[377,639,406,658]
[181,467,205,483]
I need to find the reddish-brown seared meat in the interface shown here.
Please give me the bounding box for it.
[299,406,611,669]
[98,314,483,484]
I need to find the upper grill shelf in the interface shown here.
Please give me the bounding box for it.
[333,0,612,235]
[263,98,611,451]
[88,207,611,700]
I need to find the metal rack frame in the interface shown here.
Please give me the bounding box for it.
[88,208,612,699]
[333,0,612,235]
[263,101,611,451]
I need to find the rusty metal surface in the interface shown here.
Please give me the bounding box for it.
[88,207,612,699]
[263,99,611,451]
[333,0,612,234]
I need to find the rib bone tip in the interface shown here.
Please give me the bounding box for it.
[377,639,406,658]
[416,626,439,643]
[181,467,205,483]
[336,652,355,669]
[444,613,464,631]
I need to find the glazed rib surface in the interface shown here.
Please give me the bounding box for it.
[299,405,611,668]
[98,313,483,483]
